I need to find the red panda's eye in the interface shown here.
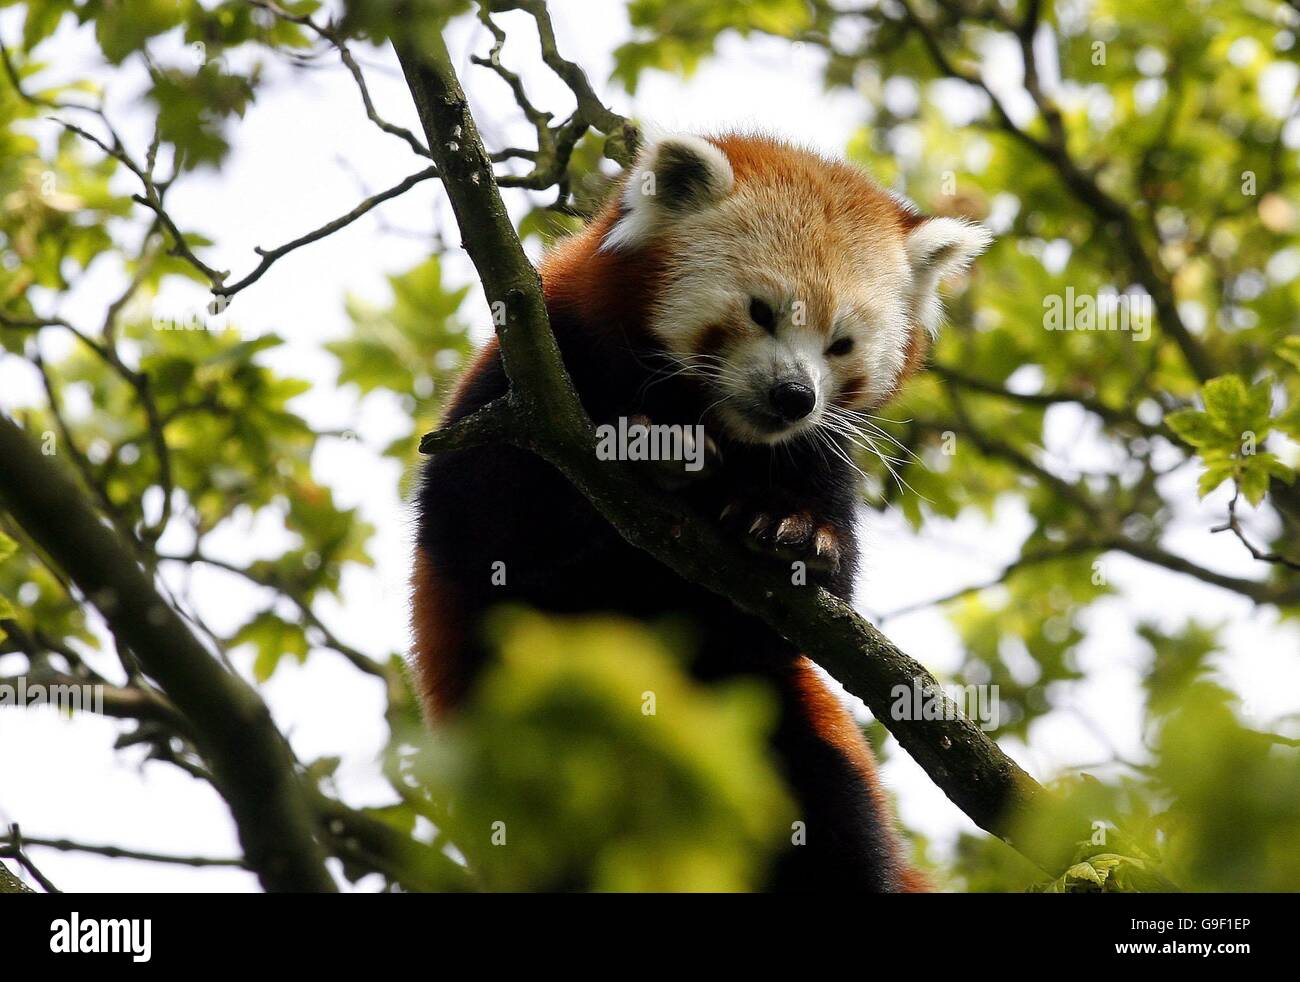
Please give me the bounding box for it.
[826,336,854,357]
[748,298,777,333]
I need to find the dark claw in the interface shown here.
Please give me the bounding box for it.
[721,500,841,572]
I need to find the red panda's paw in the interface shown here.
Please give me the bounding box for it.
[720,500,842,574]
[624,413,721,490]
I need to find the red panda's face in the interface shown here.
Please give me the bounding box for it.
[602,134,991,446]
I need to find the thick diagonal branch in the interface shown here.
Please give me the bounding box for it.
[0,861,34,894]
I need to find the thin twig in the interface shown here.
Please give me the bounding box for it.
[9,834,248,870]
[209,166,440,297]
[1211,490,1300,572]
[0,825,62,893]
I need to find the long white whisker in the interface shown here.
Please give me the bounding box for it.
[822,406,918,459]
[832,405,913,426]
[816,417,929,503]
[829,425,918,469]
[817,428,872,488]
[818,416,912,466]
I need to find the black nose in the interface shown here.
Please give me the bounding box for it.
[769,380,816,422]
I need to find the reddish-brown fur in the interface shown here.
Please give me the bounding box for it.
[789,658,929,891]
[412,133,939,890]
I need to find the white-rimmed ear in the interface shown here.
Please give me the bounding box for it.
[906,217,992,336]
[602,135,735,252]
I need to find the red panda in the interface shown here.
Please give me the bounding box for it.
[412,132,991,891]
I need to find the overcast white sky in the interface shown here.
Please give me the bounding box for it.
[1,1,1297,891]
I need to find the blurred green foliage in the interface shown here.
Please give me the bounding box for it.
[329,255,473,479]
[399,612,793,891]
[613,0,812,92]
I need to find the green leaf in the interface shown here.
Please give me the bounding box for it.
[94,0,183,64]
[1239,462,1270,506]
[327,256,473,434]
[1141,620,1222,717]
[1238,453,1295,506]
[1196,459,1236,498]
[1277,337,1300,372]
[614,0,812,92]
[1276,403,1300,440]
[21,0,73,52]
[1066,860,1108,887]
[148,64,255,169]
[1201,375,1272,442]
[0,528,16,641]
[230,611,311,682]
[305,755,342,782]
[1165,409,1224,448]
[0,594,13,642]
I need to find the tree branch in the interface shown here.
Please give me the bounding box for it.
[207,166,441,298]
[245,0,434,158]
[0,412,336,892]
[493,0,636,159]
[158,550,391,680]
[1211,490,1300,572]
[931,363,1175,441]
[1105,535,1300,605]
[878,539,1103,623]
[0,860,34,894]
[0,825,60,892]
[1,833,248,871]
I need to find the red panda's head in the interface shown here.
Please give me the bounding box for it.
[595,133,991,445]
